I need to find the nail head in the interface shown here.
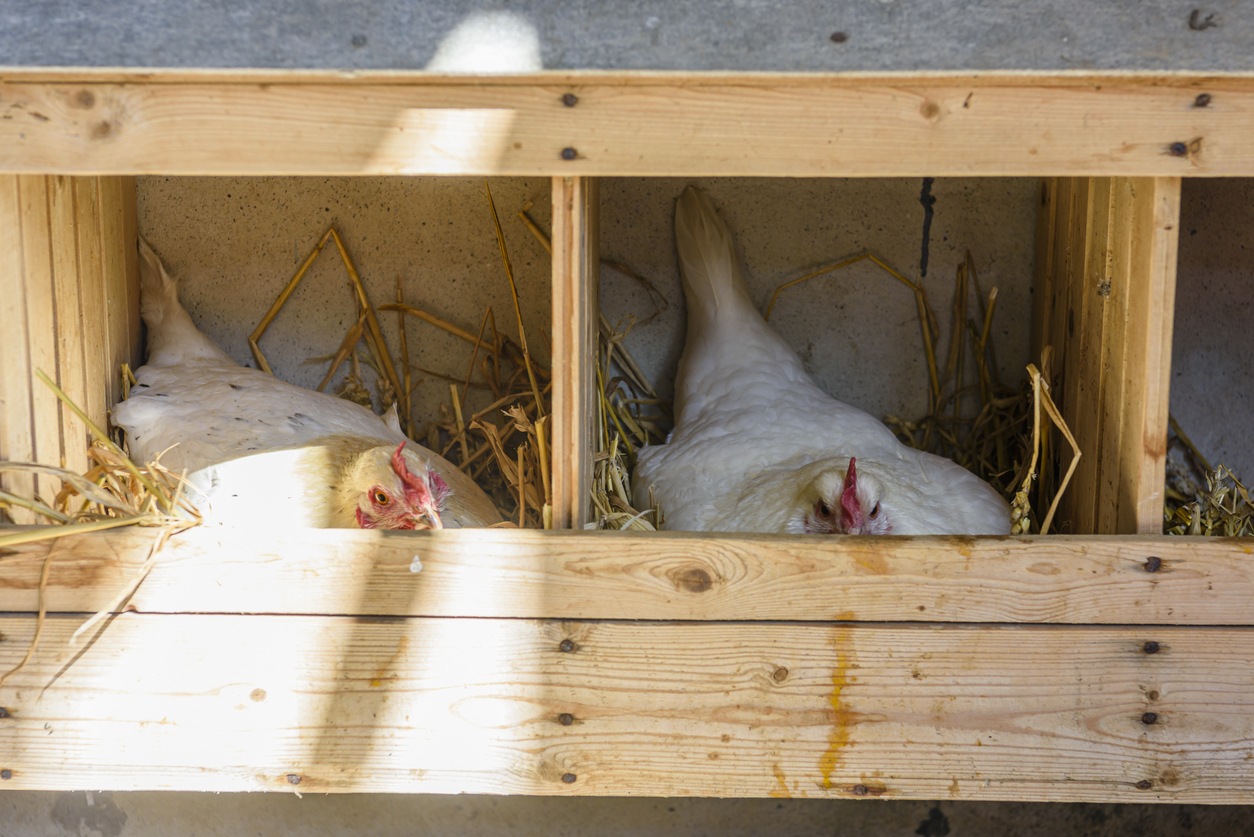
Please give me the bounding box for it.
[559,639,575,652]
[1144,556,1162,573]
[561,773,577,784]
[0,769,10,780]
[562,93,579,107]
[1143,641,1160,654]
[1136,779,1153,790]
[286,774,302,785]
[1169,142,1189,157]
[558,713,574,726]
[560,147,578,161]
[1142,712,1159,725]
[0,707,9,719]
[1194,93,1212,107]
[851,784,868,796]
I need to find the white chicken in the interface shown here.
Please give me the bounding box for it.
[113,240,502,530]
[632,187,1011,536]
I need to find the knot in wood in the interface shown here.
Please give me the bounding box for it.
[73,90,95,109]
[772,667,789,683]
[673,567,713,593]
[1143,556,1162,573]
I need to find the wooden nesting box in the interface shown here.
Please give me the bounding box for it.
[1,70,1253,803]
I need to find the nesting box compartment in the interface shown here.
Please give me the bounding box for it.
[1,71,1254,803]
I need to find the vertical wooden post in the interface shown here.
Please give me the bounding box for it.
[550,177,599,530]
[0,175,139,524]
[1033,176,1180,534]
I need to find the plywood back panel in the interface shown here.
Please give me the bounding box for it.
[0,175,139,523]
[1033,177,1180,534]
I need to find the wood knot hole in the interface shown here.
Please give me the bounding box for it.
[674,567,713,593]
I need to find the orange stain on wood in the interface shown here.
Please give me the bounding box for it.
[770,763,791,798]
[819,612,856,790]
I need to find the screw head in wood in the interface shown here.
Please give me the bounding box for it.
[0,707,9,719]
[1142,712,1159,725]
[0,769,10,780]
[1143,641,1161,654]
[1144,556,1162,573]
[1136,779,1153,790]
[1195,93,1213,107]
[286,774,302,785]
[561,773,577,784]
[559,639,576,652]
[558,713,574,726]
[1169,142,1189,157]
[851,784,868,796]
[562,93,579,107]
[561,147,578,161]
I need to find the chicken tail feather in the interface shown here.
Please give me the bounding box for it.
[138,238,236,368]
[673,186,756,326]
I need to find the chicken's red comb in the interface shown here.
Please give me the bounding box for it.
[391,442,433,507]
[840,457,862,529]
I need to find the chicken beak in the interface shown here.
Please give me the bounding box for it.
[419,503,443,531]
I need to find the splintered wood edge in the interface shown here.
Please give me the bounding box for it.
[0,614,1249,801]
[1,528,1252,623]
[0,74,1250,176]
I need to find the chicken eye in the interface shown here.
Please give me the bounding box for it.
[870,502,880,518]
[374,490,389,505]
[817,501,830,517]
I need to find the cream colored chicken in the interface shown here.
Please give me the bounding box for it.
[112,240,501,530]
[633,187,1010,536]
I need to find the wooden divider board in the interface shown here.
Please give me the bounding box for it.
[0,613,1249,802]
[1032,177,1180,535]
[550,177,599,528]
[1,529,1251,624]
[0,73,1248,177]
[0,175,139,524]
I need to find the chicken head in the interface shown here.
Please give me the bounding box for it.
[353,442,450,530]
[803,458,891,535]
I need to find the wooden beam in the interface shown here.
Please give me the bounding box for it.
[1037,177,1179,534]
[0,613,1251,801]
[1,529,1250,624]
[0,75,1247,176]
[0,175,137,523]
[550,177,598,528]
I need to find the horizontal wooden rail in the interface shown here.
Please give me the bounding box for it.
[2,529,1251,624]
[0,614,1249,800]
[0,72,1249,176]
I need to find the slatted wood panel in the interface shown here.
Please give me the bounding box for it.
[0,74,1242,177]
[1032,177,1180,535]
[550,177,599,528]
[0,175,139,523]
[1,529,1250,624]
[0,613,1249,801]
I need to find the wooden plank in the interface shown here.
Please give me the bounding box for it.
[1,529,1251,624]
[1097,179,1137,534]
[1118,178,1180,534]
[1056,177,1093,533]
[0,613,1251,801]
[1069,177,1114,535]
[73,176,108,434]
[15,176,62,501]
[0,77,1244,176]
[96,176,139,418]
[47,175,90,476]
[0,175,37,524]
[550,177,599,528]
